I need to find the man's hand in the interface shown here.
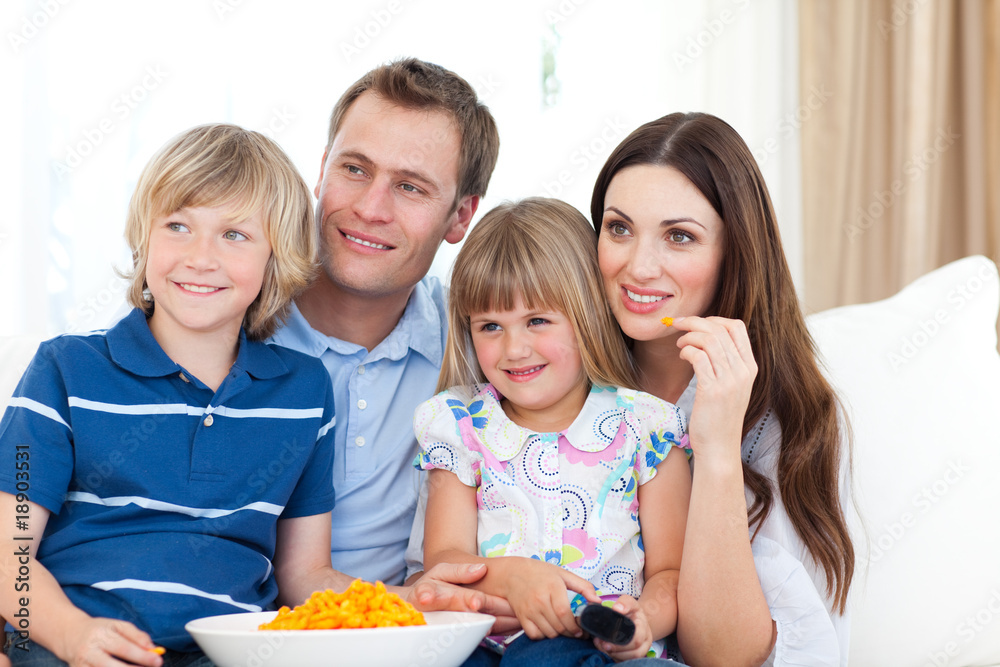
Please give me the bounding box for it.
[403,562,514,620]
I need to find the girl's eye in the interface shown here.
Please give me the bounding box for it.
[528,317,549,327]
[224,230,248,241]
[481,322,501,332]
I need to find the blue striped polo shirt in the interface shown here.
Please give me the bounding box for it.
[0,308,336,650]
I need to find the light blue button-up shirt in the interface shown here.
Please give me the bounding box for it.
[269,276,446,585]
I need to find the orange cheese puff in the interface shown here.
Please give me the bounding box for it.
[258,580,426,630]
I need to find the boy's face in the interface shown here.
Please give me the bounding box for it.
[145,203,272,343]
[313,91,478,301]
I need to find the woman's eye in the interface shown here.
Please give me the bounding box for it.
[669,230,693,243]
[606,221,629,237]
[224,230,247,241]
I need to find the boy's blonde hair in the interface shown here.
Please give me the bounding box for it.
[122,123,317,340]
[439,197,639,393]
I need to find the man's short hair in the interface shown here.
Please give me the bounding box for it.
[326,57,500,204]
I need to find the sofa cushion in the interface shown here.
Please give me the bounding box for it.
[807,255,1000,667]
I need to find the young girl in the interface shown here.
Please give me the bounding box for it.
[416,198,692,665]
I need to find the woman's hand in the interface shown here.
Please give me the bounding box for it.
[672,316,757,462]
[502,558,600,640]
[60,617,162,667]
[592,595,653,662]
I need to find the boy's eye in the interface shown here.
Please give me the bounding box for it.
[167,222,189,233]
[224,230,248,241]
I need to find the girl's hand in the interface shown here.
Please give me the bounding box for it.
[672,316,757,463]
[61,617,163,667]
[592,595,653,662]
[504,558,600,640]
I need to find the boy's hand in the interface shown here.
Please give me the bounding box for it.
[503,559,599,640]
[592,595,653,662]
[61,618,162,667]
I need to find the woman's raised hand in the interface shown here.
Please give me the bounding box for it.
[671,316,757,464]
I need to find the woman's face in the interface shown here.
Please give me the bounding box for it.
[597,164,725,342]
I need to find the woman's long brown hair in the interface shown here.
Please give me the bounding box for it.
[591,112,854,614]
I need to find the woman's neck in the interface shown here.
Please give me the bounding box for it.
[632,338,694,404]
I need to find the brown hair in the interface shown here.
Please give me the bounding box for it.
[439,197,639,393]
[123,123,316,340]
[327,57,500,205]
[591,112,854,613]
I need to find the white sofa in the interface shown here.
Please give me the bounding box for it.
[2,255,999,666]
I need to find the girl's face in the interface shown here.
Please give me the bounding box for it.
[597,164,725,342]
[470,294,589,432]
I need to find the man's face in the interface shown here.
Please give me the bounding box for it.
[314,91,476,301]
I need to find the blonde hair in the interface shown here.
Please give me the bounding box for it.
[439,197,638,393]
[122,123,317,340]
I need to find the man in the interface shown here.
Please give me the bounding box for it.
[270,58,500,585]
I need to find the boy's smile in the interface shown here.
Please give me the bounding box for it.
[146,203,271,348]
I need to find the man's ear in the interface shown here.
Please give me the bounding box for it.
[444,195,480,245]
[314,150,329,199]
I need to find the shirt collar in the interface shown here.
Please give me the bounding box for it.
[472,383,622,461]
[274,280,445,365]
[107,307,287,381]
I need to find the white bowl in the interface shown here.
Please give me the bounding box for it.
[185,610,494,667]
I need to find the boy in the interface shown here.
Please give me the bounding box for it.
[0,124,492,666]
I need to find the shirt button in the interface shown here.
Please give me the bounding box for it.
[357,365,366,375]
[204,414,214,427]
[357,399,367,410]
[355,436,366,447]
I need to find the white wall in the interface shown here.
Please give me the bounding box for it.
[0,0,801,336]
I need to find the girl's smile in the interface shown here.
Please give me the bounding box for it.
[470,295,588,433]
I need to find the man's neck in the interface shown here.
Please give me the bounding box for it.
[295,274,414,352]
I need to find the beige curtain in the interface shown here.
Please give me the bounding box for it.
[799,0,1000,316]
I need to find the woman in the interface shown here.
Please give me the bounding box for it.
[591,112,854,667]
